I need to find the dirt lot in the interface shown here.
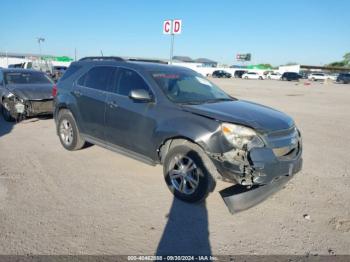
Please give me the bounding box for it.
[0,78,349,255]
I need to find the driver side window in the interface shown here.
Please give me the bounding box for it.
[116,68,150,96]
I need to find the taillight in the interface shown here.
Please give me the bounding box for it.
[52,84,57,97]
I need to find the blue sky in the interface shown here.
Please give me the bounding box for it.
[0,0,349,66]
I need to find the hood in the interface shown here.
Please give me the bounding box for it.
[7,84,53,100]
[182,100,294,133]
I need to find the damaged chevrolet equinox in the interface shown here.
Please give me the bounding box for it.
[54,57,302,209]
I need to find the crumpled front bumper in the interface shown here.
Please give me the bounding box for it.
[211,145,302,185]
[210,129,303,213]
[219,167,300,213]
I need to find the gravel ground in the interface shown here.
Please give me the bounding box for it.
[0,78,349,255]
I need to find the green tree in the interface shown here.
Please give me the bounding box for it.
[343,53,350,64]
[328,61,346,67]
[327,52,350,68]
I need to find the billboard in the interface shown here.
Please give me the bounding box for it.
[236,53,251,61]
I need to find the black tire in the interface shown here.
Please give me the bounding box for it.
[1,99,17,122]
[244,76,248,79]
[57,109,85,151]
[163,141,216,203]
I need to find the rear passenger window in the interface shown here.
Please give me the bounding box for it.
[78,66,115,91]
[116,68,150,96]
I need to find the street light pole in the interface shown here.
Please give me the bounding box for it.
[36,37,45,60]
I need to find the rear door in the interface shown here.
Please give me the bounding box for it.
[74,66,115,140]
[104,67,157,157]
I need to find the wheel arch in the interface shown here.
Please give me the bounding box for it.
[158,136,199,164]
[55,103,81,135]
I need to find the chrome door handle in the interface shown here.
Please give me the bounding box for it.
[108,101,118,108]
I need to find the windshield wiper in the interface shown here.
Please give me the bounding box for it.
[206,98,232,103]
[179,98,232,105]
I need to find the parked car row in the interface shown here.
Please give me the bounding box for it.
[210,69,350,84]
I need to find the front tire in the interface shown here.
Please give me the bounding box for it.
[1,99,17,122]
[163,142,216,203]
[57,109,85,151]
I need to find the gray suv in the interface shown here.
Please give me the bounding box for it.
[54,57,302,209]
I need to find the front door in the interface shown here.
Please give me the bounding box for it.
[105,67,157,157]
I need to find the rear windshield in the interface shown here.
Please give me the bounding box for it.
[4,71,53,85]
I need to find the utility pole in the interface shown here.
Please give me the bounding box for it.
[74,48,77,61]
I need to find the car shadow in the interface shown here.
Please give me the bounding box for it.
[0,108,14,138]
[156,198,211,256]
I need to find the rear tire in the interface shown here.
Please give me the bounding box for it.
[163,141,216,203]
[57,109,85,151]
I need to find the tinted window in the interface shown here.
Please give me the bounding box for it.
[78,66,115,91]
[0,72,3,84]
[4,71,53,84]
[116,68,150,96]
[152,71,232,104]
[60,64,81,81]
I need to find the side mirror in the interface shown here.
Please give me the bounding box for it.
[129,89,153,102]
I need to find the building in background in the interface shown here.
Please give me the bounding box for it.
[0,52,73,69]
[193,58,217,67]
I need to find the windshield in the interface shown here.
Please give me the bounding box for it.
[4,71,53,85]
[151,71,233,104]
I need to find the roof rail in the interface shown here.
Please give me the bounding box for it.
[79,56,125,62]
[127,58,168,64]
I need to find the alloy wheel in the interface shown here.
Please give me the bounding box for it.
[59,119,74,146]
[169,155,200,195]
